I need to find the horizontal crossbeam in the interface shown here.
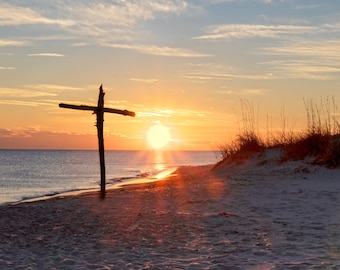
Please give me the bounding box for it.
[59,103,135,117]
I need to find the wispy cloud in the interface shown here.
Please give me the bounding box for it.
[26,84,82,92]
[27,53,65,57]
[0,100,56,107]
[215,87,268,96]
[105,43,211,57]
[0,39,28,46]
[0,66,15,70]
[71,42,87,47]
[264,40,340,59]
[0,88,58,98]
[262,60,340,80]
[0,1,206,57]
[0,85,82,107]
[106,100,128,107]
[28,35,77,41]
[63,1,187,28]
[182,63,274,83]
[262,40,340,79]
[0,4,74,27]
[0,128,38,138]
[136,106,211,119]
[293,4,320,10]
[194,0,275,4]
[0,128,73,139]
[194,24,316,40]
[0,1,187,42]
[130,78,159,84]
[0,128,124,150]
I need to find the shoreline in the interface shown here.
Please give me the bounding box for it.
[1,156,339,269]
[0,150,217,206]
[6,167,179,206]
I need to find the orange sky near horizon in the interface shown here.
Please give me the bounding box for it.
[1,1,339,151]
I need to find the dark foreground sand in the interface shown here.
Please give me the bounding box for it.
[1,153,340,269]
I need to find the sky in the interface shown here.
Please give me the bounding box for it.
[0,0,339,150]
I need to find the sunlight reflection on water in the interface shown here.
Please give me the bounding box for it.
[0,150,216,204]
[153,150,166,171]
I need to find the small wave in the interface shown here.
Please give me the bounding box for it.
[7,167,178,205]
[112,167,178,188]
[13,187,97,205]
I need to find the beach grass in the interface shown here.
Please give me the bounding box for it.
[219,97,340,168]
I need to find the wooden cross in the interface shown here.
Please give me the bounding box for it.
[59,85,135,199]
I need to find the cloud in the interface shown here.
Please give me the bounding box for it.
[293,4,320,10]
[242,88,268,95]
[0,4,74,27]
[0,88,58,98]
[0,85,81,107]
[0,127,131,150]
[0,127,87,141]
[62,1,187,28]
[215,87,268,96]
[0,1,187,42]
[0,66,15,70]
[262,40,340,79]
[106,100,128,106]
[193,0,275,4]
[0,128,37,138]
[0,39,28,46]
[181,63,274,83]
[262,61,340,80]
[137,107,211,119]
[105,43,211,57]
[72,42,87,47]
[27,53,65,57]
[26,84,82,92]
[0,100,56,107]
[0,128,12,138]
[264,40,340,59]
[194,24,316,40]
[130,78,159,84]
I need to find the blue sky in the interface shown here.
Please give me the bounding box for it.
[0,0,339,150]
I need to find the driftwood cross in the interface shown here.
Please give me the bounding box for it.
[59,85,135,198]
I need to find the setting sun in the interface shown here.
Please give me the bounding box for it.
[146,124,171,150]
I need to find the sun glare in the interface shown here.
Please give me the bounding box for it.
[146,124,171,150]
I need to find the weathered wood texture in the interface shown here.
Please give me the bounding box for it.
[58,85,135,199]
[97,86,105,198]
[59,104,135,117]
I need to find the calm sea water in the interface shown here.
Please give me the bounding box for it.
[0,150,218,205]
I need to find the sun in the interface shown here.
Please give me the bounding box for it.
[146,124,171,150]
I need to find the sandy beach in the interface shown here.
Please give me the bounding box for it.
[1,150,340,269]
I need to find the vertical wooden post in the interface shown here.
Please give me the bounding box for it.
[97,85,106,199]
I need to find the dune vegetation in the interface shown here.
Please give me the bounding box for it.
[219,97,340,168]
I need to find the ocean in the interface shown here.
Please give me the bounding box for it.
[0,150,218,205]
